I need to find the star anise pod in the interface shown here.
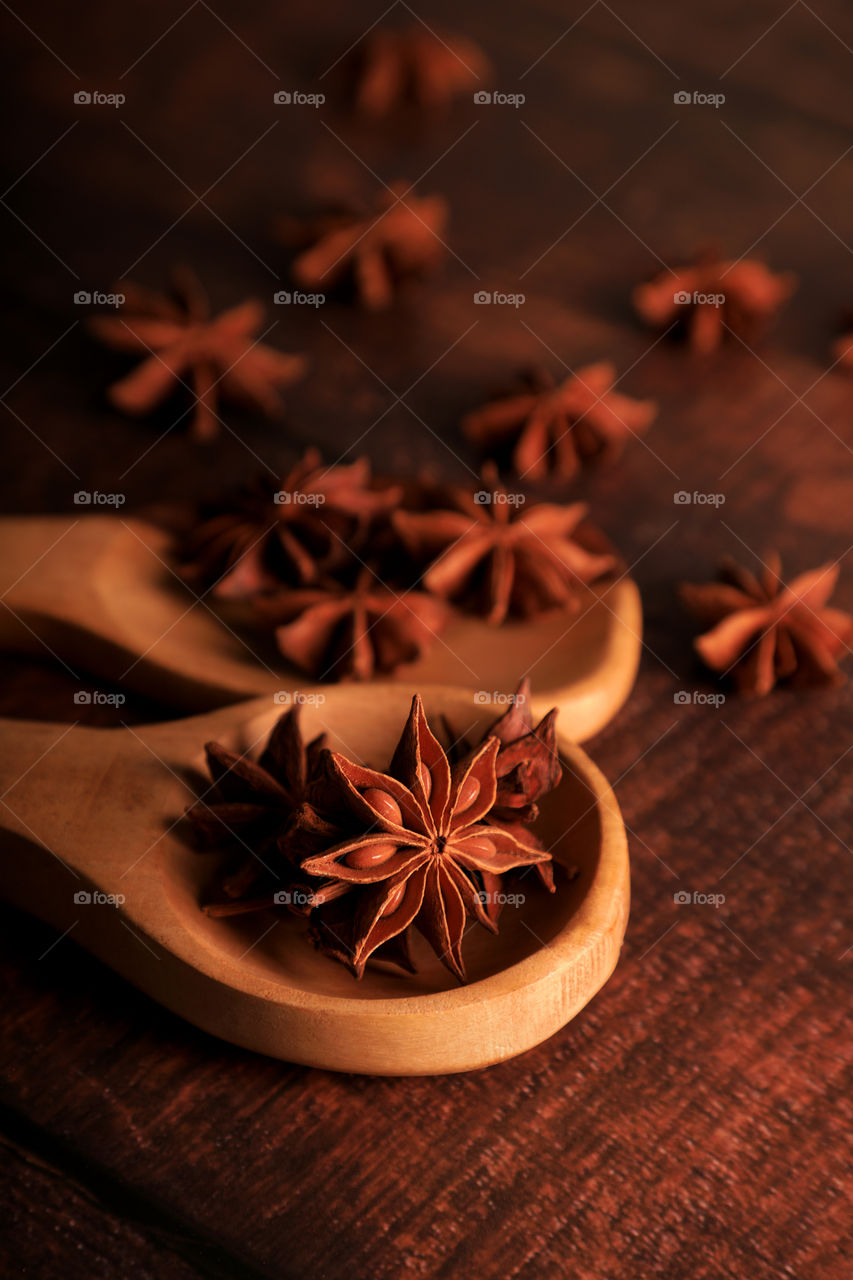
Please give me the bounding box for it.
[445,678,563,899]
[463,363,657,481]
[302,694,552,981]
[633,249,796,353]
[180,450,401,598]
[352,25,490,115]
[830,311,853,372]
[187,704,331,915]
[283,182,448,310]
[477,678,562,825]
[392,467,618,625]
[680,553,853,697]
[253,567,449,681]
[89,266,306,441]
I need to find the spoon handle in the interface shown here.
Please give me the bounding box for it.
[0,516,113,647]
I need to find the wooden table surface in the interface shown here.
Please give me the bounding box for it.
[1,2,852,1276]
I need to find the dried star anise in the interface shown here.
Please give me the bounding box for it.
[476,678,562,826]
[282,182,448,310]
[680,553,853,696]
[352,25,490,116]
[302,694,552,981]
[180,450,401,598]
[187,704,331,916]
[633,249,796,353]
[463,363,657,481]
[445,678,563,899]
[253,567,449,681]
[89,265,306,441]
[831,312,853,372]
[392,466,618,625]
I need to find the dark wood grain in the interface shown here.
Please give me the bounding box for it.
[1,2,852,1277]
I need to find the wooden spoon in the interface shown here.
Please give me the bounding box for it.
[0,515,641,739]
[0,684,629,1075]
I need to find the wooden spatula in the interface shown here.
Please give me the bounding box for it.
[0,517,641,739]
[0,683,629,1075]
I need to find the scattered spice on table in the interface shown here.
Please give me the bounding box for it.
[89,265,305,441]
[352,25,490,115]
[462,363,657,480]
[680,552,853,696]
[633,248,796,353]
[281,182,448,309]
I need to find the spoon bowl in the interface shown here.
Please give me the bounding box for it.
[0,684,629,1074]
[0,516,641,739]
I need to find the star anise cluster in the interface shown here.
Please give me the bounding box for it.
[190,686,563,983]
[180,448,401,599]
[181,455,621,681]
[179,449,447,681]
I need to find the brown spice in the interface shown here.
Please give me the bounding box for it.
[89,266,305,441]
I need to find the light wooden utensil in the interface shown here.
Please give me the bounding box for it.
[0,684,629,1075]
[0,516,642,741]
